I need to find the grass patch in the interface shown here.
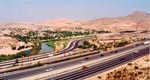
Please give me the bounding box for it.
[47,41,55,48]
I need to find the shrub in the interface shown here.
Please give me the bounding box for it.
[12,46,16,50]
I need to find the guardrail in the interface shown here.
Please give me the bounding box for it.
[0,41,145,74]
[36,45,149,80]
[0,37,92,68]
[0,40,78,67]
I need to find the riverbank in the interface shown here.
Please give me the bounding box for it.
[47,41,55,48]
[46,39,69,52]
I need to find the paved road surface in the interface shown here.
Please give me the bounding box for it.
[50,46,149,80]
[0,40,80,67]
[0,42,148,80]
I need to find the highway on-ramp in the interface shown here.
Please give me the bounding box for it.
[0,39,80,67]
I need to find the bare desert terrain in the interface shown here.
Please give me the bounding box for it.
[85,55,150,80]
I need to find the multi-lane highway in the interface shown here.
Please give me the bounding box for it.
[51,46,149,80]
[0,41,148,80]
[0,40,80,67]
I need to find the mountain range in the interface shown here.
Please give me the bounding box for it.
[41,11,150,32]
[0,11,149,32]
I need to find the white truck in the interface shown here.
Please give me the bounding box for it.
[144,41,150,45]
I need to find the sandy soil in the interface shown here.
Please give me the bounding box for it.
[16,46,146,80]
[0,47,32,55]
[85,55,150,80]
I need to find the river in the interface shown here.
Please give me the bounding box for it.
[39,42,54,53]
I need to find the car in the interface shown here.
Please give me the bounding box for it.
[144,41,150,45]
[115,50,118,53]
[82,65,88,70]
[120,57,125,61]
[84,57,89,60]
[110,51,114,53]
[133,51,139,54]
[33,58,36,60]
[135,44,139,46]
[45,68,53,72]
[0,78,6,80]
[48,54,53,57]
[100,54,104,57]
[15,59,19,63]
[45,69,49,72]
[69,52,73,54]
[81,60,86,63]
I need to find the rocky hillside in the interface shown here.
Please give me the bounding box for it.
[126,11,150,22]
[0,37,18,49]
[40,11,149,32]
[81,11,150,32]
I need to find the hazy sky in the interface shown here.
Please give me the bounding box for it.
[0,0,149,23]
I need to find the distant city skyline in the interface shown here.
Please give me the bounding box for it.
[0,0,149,23]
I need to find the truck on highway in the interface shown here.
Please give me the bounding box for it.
[144,41,150,45]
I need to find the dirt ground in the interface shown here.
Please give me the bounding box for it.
[85,55,150,80]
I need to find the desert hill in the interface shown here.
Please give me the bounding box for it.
[81,11,149,32]
[0,11,149,33]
